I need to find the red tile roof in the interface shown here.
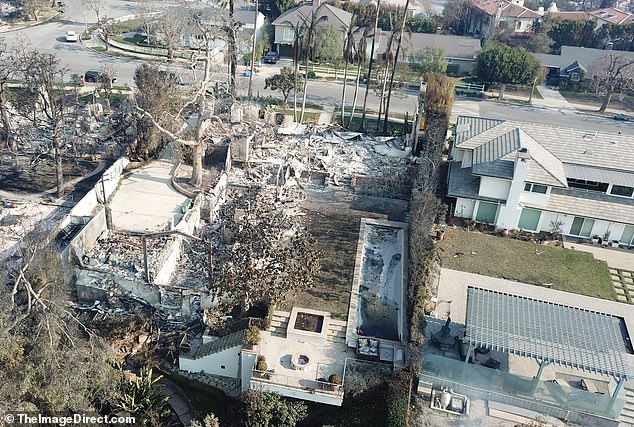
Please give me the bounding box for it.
[590,7,634,25]
[471,0,540,18]
[546,11,590,21]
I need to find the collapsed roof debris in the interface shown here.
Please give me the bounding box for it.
[231,123,414,188]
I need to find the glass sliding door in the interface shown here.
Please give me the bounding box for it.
[518,208,541,231]
[621,225,634,246]
[569,217,595,237]
[475,202,498,224]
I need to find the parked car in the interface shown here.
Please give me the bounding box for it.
[65,31,78,42]
[57,1,65,6]
[263,51,279,64]
[84,70,117,84]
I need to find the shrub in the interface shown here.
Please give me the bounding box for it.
[256,356,268,372]
[307,70,317,79]
[385,371,412,427]
[328,374,342,385]
[244,325,261,349]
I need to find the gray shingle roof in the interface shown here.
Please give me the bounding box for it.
[523,187,634,224]
[181,329,246,360]
[471,129,519,179]
[564,164,634,188]
[448,163,506,202]
[272,3,352,30]
[455,116,505,146]
[369,32,481,60]
[535,46,634,76]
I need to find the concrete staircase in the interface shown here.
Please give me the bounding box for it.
[619,388,634,426]
[327,319,348,344]
[268,311,290,337]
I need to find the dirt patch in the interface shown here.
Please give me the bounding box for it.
[0,156,98,194]
[293,312,324,333]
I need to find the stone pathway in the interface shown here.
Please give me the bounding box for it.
[609,268,634,304]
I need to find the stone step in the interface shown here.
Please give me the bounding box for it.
[327,336,346,344]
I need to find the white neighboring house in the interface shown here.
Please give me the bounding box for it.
[448,116,634,245]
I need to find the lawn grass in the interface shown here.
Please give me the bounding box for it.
[438,228,616,300]
[158,369,241,426]
[274,108,319,122]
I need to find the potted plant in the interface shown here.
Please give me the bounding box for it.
[328,374,342,391]
[602,231,611,247]
[592,235,600,245]
[256,356,268,379]
[611,240,620,248]
[499,228,509,238]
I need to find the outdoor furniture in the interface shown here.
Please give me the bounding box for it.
[291,353,311,370]
[484,358,501,370]
[356,338,380,361]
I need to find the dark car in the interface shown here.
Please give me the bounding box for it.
[84,70,118,84]
[57,1,64,6]
[263,51,279,64]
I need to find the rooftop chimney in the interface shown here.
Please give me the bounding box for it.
[517,148,530,161]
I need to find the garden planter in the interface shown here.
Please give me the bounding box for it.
[611,241,620,248]
[500,228,509,238]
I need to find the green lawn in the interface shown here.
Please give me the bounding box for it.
[158,369,241,426]
[438,229,616,300]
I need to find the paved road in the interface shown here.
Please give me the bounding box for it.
[2,0,633,135]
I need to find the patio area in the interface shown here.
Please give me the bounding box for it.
[251,329,354,405]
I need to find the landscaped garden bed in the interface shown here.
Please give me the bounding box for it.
[437,228,616,300]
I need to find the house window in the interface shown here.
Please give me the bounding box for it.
[524,183,548,194]
[621,225,634,246]
[567,178,609,193]
[570,72,580,82]
[569,216,595,237]
[282,26,294,42]
[475,201,498,224]
[610,185,634,198]
[518,208,541,231]
[221,365,226,369]
[515,21,522,30]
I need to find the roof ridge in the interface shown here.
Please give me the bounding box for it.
[190,329,246,360]
[518,129,568,187]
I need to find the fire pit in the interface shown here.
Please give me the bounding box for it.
[291,353,311,370]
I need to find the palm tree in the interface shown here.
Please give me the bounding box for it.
[347,25,369,129]
[299,6,327,123]
[359,0,381,131]
[382,0,410,135]
[376,31,397,132]
[340,13,357,126]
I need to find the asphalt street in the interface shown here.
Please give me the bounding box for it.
[2,0,633,134]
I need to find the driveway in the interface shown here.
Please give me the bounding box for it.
[534,85,575,110]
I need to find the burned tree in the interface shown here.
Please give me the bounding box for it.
[590,54,634,113]
[13,49,74,198]
[0,38,17,157]
[214,191,321,316]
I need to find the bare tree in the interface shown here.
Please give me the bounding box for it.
[14,49,72,198]
[160,8,185,60]
[136,15,223,188]
[17,0,44,21]
[83,0,104,24]
[340,16,356,126]
[0,38,17,157]
[590,54,634,113]
[137,2,157,46]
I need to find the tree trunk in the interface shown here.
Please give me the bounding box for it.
[383,0,409,135]
[228,0,237,97]
[300,58,309,123]
[360,0,381,131]
[599,87,613,113]
[54,139,64,198]
[247,0,259,100]
[347,62,362,129]
[341,61,349,126]
[293,45,299,122]
[498,83,506,100]
[376,66,390,132]
[190,142,204,188]
[168,45,173,60]
[0,89,14,156]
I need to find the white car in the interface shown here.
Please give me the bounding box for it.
[66,31,78,42]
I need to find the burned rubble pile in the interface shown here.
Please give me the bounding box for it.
[85,232,174,281]
[231,123,414,188]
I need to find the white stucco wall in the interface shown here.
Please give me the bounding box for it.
[454,198,476,219]
[518,186,551,206]
[495,157,529,230]
[179,345,242,379]
[478,177,511,200]
[533,211,629,242]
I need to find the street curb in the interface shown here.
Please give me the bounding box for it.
[0,11,61,33]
